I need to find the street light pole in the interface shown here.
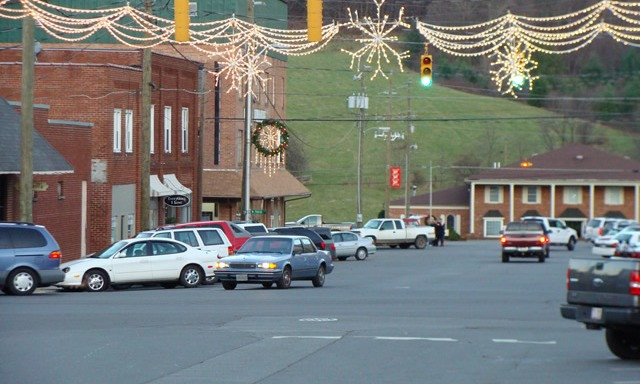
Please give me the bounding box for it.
[429,160,433,217]
[241,1,254,222]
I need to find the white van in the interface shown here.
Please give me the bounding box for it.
[137,227,233,258]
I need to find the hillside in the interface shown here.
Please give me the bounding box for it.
[283,44,634,223]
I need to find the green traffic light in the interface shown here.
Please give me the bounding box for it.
[421,76,432,87]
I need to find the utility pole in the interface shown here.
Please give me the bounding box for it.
[241,0,254,222]
[356,67,366,227]
[404,82,412,219]
[383,72,393,218]
[139,0,152,231]
[19,15,35,222]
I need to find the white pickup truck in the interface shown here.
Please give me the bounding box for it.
[353,219,434,249]
[286,214,354,231]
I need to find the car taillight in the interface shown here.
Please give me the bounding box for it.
[499,236,506,245]
[539,236,548,244]
[320,241,326,250]
[630,252,640,259]
[610,242,618,248]
[566,268,571,290]
[228,246,234,255]
[331,243,336,251]
[598,227,603,236]
[630,271,640,295]
[49,250,61,259]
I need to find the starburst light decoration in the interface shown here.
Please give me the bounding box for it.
[416,1,640,96]
[490,40,539,98]
[341,0,410,80]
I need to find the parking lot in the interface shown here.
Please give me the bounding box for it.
[1,240,639,384]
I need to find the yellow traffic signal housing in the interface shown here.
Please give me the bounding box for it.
[174,0,190,42]
[307,0,323,42]
[420,54,433,87]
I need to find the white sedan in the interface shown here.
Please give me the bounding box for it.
[56,238,216,292]
[331,231,376,261]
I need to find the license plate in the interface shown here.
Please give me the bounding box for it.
[236,274,248,282]
[517,247,529,252]
[591,307,603,320]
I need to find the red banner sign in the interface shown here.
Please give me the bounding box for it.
[390,166,402,189]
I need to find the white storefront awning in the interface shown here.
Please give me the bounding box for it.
[150,174,174,197]
[163,173,192,195]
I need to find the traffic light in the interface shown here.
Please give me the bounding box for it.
[174,0,190,42]
[307,0,323,42]
[420,54,433,87]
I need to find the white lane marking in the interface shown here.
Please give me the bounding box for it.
[298,318,338,322]
[272,336,342,340]
[492,339,557,345]
[374,337,458,342]
[394,286,411,289]
[614,382,640,384]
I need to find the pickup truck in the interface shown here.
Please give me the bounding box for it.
[560,256,640,359]
[286,214,354,231]
[521,216,578,250]
[352,219,433,249]
[499,221,549,263]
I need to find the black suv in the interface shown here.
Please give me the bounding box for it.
[270,227,336,260]
[0,222,65,295]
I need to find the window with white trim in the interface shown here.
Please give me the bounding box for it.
[485,185,503,203]
[124,109,133,153]
[113,109,122,153]
[605,186,624,205]
[563,186,582,204]
[523,186,540,204]
[150,104,155,154]
[164,106,172,153]
[484,219,504,237]
[181,107,189,153]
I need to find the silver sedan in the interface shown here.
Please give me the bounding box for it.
[331,231,376,261]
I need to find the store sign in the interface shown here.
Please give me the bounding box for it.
[164,195,190,207]
[390,166,402,189]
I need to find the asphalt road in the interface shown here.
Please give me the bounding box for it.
[1,240,639,384]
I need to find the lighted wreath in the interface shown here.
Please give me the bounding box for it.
[252,119,289,176]
[251,119,289,156]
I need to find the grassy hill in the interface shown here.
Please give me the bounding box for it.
[283,44,634,223]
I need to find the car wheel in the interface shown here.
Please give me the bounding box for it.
[276,266,292,289]
[312,265,326,287]
[180,265,203,288]
[111,284,132,290]
[83,270,109,292]
[501,252,509,263]
[6,268,38,295]
[606,328,640,360]
[538,253,545,263]
[222,281,237,290]
[567,237,576,251]
[262,282,273,288]
[389,245,398,249]
[337,256,348,261]
[161,283,178,289]
[355,247,368,261]
[414,236,427,249]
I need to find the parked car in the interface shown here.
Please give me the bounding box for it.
[136,227,233,258]
[270,226,335,259]
[308,227,337,260]
[353,218,434,249]
[584,217,634,242]
[285,214,354,231]
[499,221,549,263]
[166,220,252,251]
[215,235,334,290]
[235,222,269,235]
[614,232,640,258]
[0,222,65,295]
[331,231,376,261]
[592,226,640,256]
[55,238,216,292]
[521,216,578,250]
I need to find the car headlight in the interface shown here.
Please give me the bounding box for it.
[257,262,277,269]
[215,262,229,269]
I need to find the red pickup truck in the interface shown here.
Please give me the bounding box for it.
[499,221,550,263]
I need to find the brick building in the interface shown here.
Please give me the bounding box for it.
[390,144,640,239]
[0,47,200,255]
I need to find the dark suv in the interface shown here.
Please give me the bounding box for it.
[0,222,65,295]
[270,227,336,260]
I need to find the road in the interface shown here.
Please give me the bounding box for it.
[1,240,639,384]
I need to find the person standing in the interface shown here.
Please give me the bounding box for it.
[434,220,445,247]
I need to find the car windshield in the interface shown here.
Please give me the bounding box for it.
[237,238,292,254]
[243,225,267,234]
[364,220,382,229]
[135,232,153,238]
[89,240,128,259]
